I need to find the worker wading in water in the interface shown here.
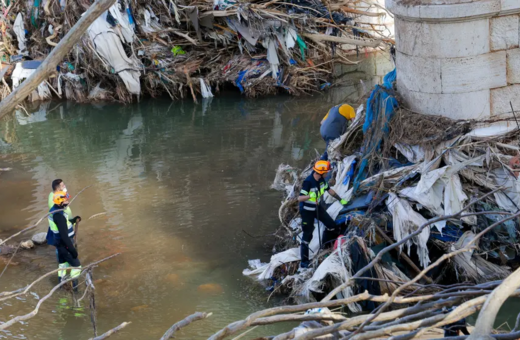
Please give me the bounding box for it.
[320,104,356,146]
[298,160,348,269]
[47,180,79,274]
[49,191,82,289]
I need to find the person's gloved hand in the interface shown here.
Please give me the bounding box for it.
[340,199,348,205]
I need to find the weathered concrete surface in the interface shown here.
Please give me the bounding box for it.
[491,85,520,116]
[396,52,441,93]
[507,49,520,84]
[490,15,519,51]
[395,19,489,59]
[388,0,520,119]
[398,83,490,119]
[441,52,507,93]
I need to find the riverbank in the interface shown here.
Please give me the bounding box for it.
[0,0,392,105]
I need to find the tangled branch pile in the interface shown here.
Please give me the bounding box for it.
[243,70,520,320]
[0,0,391,103]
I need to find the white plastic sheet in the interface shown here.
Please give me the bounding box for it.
[263,38,279,78]
[141,8,162,34]
[493,168,520,212]
[87,15,141,94]
[199,78,213,98]
[301,245,361,312]
[13,13,26,53]
[228,19,259,46]
[394,143,426,163]
[400,183,444,217]
[386,193,431,268]
[285,27,297,49]
[467,122,517,139]
[243,221,324,281]
[11,63,51,101]
[324,156,356,204]
[109,3,135,43]
[327,188,353,221]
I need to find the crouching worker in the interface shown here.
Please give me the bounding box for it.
[320,104,356,146]
[49,191,82,290]
[298,161,348,269]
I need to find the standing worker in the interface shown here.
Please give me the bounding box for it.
[320,104,356,146]
[47,179,74,245]
[49,191,82,289]
[298,160,348,269]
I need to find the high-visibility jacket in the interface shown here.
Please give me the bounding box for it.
[299,173,329,212]
[48,205,75,243]
[47,192,72,245]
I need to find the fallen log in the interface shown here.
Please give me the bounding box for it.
[0,0,117,120]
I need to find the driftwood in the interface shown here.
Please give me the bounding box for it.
[0,253,120,331]
[467,267,520,340]
[0,0,117,119]
[89,322,131,340]
[160,312,212,340]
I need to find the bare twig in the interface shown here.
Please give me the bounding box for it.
[89,322,131,340]
[0,253,119,331]
[0,253,120,303]
[160,312,212,340]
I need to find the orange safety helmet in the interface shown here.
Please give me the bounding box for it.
[313,160,331,175]
[52,191,70,206]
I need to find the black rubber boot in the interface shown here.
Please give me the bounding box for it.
[72,279,79,293]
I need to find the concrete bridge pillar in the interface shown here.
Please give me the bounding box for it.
[386,0,520,119]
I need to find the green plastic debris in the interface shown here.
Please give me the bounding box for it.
[171,45,186,56]
[31,0,41,27]
[296,35,307,61]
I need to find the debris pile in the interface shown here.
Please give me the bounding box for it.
[244,69,520,305]
[0,0,391,103]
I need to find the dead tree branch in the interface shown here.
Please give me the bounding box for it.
[89,322,131,340]
[160,312,212,340]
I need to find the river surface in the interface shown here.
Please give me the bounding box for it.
[0,92,349,339]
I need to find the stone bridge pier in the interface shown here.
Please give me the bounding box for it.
[386,0,520,119]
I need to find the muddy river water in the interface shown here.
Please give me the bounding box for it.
[0,93,349,339]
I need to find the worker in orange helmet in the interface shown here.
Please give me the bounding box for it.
[49,191,82,290]
[297,160,348,269]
